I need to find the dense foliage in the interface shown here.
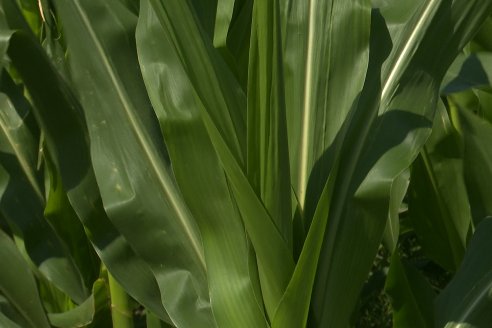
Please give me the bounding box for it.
[1,0,492,327]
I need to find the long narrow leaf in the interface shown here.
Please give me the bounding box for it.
[136,1,268,327]
[143,0,295,318]
[0,12,171,322]
[50,1,215,326]
[312,1,492,326]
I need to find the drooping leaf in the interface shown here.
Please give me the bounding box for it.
[50,0,215,326]
[0,4,171,321]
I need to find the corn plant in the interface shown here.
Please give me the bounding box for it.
[1,0,492,327]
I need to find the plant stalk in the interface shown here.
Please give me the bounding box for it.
[108,273,133,328]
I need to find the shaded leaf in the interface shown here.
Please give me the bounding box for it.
[385,252,435,328]
[0,228,50,328]
[436,217,492,327]
[408,102,471,271]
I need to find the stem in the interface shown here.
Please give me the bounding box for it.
[108,273,133,328]
[146,310,172,328]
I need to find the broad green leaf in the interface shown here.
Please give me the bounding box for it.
[408,102,471,271]
[50,0,214,326]
[0,11,170,322]
[280,0,371,225]
[452,100,492,223]
[0,228,50,328]
[312,1,492,326]
[142,0,295,319]
[136,1,267,327]
[436,217,492,327]
[147,0,247,162]
[385,252,435,328]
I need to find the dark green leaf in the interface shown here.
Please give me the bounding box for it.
[408,102,471,271]
[385,252,435,328]
[436,217,492,327]
[0,228,50,328]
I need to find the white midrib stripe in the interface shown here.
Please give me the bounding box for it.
[381,0,440,104]
[72,1,206,269]
[298,0,316,210]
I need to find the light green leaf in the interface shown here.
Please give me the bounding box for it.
[214,0,235,49]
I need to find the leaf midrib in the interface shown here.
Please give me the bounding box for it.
[71,0,206,269]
